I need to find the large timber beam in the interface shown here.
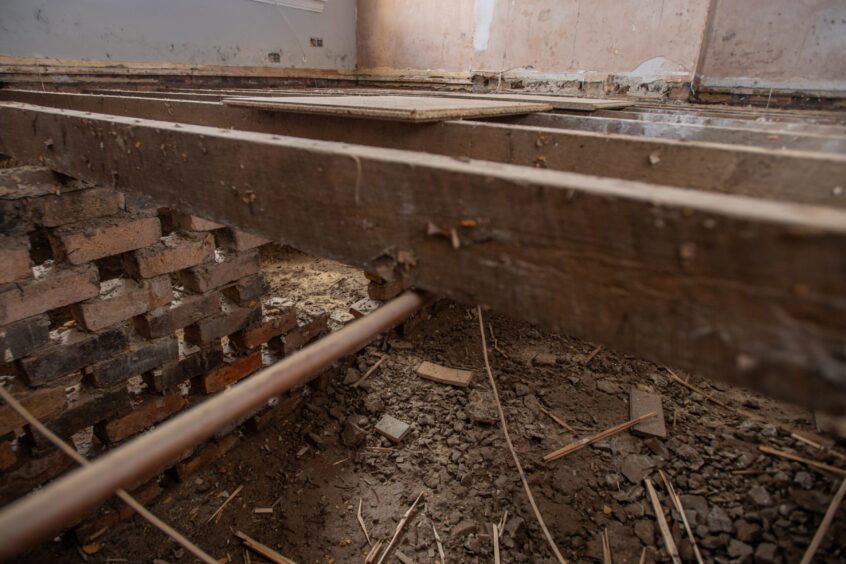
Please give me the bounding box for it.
[1,102,845,411]
[591,109,846,136]
[1,91,844,208]
[499,113,846,153]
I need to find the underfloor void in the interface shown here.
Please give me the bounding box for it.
[17,244,845,564]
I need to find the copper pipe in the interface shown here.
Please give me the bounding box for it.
[0,290,430,558]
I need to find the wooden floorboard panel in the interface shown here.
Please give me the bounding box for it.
[221,95,552,122]
[1,102,844,411]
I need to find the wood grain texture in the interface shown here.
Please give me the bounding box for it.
[2,91,844,208]
[222,95,552,122]
[0,102,844,411]
[503,113,846,154]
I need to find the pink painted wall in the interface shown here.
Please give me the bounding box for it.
[356,0,474,72]
[356,0,711,82]
[697,0,846,93]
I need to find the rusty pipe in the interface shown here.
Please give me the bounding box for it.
[0,290,430,559]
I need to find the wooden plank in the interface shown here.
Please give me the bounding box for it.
[503,113,846,154]
[592,109,846,136]
[222,95,552,122]
[419,91,632,111]
[1,102,844,411]
[2,91,844,209]
[416,361,473,387]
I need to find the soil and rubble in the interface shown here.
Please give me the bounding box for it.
[16,246,846,563]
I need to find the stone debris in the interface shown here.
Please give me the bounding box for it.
[374,414,411,443]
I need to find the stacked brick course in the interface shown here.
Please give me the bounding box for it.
[0,166,330,537]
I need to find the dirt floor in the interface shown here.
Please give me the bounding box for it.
[15,246,846,563]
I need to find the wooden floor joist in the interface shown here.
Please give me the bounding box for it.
[1,101,844,411]
[591,109,846,136]
[503,113,846,153]
[1,91,844,208]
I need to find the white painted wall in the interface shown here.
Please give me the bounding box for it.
[0,0,357,69]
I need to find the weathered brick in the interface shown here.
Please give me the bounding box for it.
[26,386,130,448]
[221,273,270,306]
[180,250,260,293]
[214,228,271,252]
[196,350,262,394]
[231,306,297,352]
[18,326,129,386]
[173,434,239,481]
[95,394,186,444]
[123,231,214,279]
[85,336,178,388]
[72,276,172,332]
[184,302,261,346]
[0,198,31,236]
[0,448,75,506]
[75,481,162,543]
[0,439,16,470]
[0,166,66,200]
[30,187,124,227]
[145,348,225,393]
[246,392,302,433]
[135,290,220,339]
[169,211,222,231]
[368,277,407,301]
[0,385,66,437]
[281,313,329,354]
[0,263,99,326]
[50,213,161,265]
[0,314,50,363]
[0,235,31,284]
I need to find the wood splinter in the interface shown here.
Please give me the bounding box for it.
[543,412,656,462]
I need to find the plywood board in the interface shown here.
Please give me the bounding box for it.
[222,95,552,122]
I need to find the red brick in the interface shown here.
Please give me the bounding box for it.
[231,306,297,351]
[0,440,16,470]
[72,276,172,332]
[173,434,239,481]
[85,335,178,388]
[184,302,261,346]
[75,481,162,543]
[0,166,66,199]
[246,392,302,433]
[145,348,225,393]
[0,235,31,284]
[368,277,407,301]
[214,228,271,252]
[123,231,214,278]
[180,250,260,293]
[196,350,262,394]
[0,448,75,506]
[96,394,186,444]
[18,326,129,386]
[169,211,222,231]
[0,385,67,437]
[26,386,130,448]
[1,313,50,363]
[50,213,161,265]
[135,290,220,339]
[221,273,270,306]
[31,186,124,227]
[282,313,329,354]
[0,263,99,326]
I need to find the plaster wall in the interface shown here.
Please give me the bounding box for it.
[696,0,846,94]
[0,0,357,69]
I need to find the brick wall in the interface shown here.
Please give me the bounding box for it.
[0,166,332,537]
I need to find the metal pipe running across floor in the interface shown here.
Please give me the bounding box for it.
[0,290,431,559]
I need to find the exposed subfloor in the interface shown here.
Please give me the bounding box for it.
[16,247,846,563]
